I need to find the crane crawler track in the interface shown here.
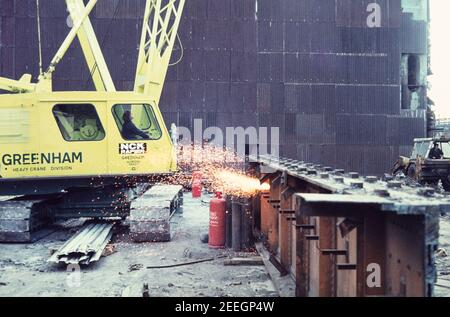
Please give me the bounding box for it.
[0,199,53,242]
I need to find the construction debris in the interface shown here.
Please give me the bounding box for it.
[128,264,144,272]
[146,256,226,269]
[200,233,209,243]
[223,257,264,266]
[255,242,296,297]
[0,194,279,297]
[102,244,117,257]
[437,248,448,257]
[130,185,183,242]
[48,221,115,265]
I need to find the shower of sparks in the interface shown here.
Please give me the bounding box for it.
[212,170,270,197]
[148,143,270,198]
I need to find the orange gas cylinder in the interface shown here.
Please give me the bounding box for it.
[192,171,202,198]
[209,192,226,248]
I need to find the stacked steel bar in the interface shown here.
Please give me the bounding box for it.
[49,221,114,265]
[129,185,183,242]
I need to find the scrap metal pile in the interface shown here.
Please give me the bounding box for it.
[49,221,115,265]
[48,184,184,265]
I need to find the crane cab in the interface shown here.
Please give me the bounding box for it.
[0,91,177,195]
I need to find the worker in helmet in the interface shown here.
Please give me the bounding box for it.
[429,142,444,159]
[122,111,150,140]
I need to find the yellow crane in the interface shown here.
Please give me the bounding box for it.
[0,0,185,241]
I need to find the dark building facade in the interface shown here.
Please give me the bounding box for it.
[0,0,429,175]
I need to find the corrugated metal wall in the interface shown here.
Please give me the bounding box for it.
[0,0,429,175]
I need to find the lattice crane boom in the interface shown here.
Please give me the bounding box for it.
[1,0,185,97]
[65,0,116,92]
[134,0,186,101]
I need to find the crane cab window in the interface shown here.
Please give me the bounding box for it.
[430,142,450,159]
[112,104,162,141]
[441,143,450,159]
[52,104,105,142]
[412,141,430,158]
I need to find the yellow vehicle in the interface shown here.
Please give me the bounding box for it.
[0,0,185,240]
[0,91,176,194]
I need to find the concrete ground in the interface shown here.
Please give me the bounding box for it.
[0,194,277,297]
[435,215,450,297]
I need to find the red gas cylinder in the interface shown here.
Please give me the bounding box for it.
[192,171,202,198]
[192,171,202,183]
[209,192,226,248]
[192,181,202,198]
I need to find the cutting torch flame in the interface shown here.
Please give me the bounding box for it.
[152,144,271,197]
[212,171,270,197]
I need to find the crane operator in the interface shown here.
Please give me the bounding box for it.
[429,142,444,159]
[122,111,150,140]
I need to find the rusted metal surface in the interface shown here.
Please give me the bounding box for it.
[268,173,281,253]
[260,191,270,238]
[336,224,357,297]
[279,181,292,269]
[251,155,450,297]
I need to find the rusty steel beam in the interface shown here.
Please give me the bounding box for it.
[279,180,293,271]
[250,155,450,297]
[268,174,281,253]
[260,191,271,238]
